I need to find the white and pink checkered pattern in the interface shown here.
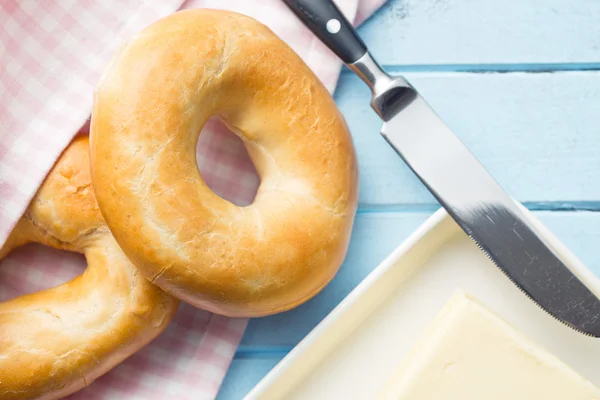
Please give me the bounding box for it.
[0,1,385,398]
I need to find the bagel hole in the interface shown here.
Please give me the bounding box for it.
[0,244,84,301]
[196,117,260,206]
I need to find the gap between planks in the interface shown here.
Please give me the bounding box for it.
[341,63,600,75]
[356,201,600,214]
[234,346,292,359]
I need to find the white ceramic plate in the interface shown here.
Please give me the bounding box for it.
[245,204,600,399]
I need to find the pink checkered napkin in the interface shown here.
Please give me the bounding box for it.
[0,1,385,399]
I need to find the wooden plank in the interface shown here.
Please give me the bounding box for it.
[217,358,281,400]
[334,71,600,207]
[240,211,600,348]
[359,0,600,66]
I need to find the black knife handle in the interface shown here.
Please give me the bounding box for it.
[283,0,367,64]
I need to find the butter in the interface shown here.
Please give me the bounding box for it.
[378,290,600,400]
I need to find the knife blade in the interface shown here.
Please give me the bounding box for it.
[283,0,600,336]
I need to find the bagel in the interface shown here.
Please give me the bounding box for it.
[0,137,179,400]
[90,9,358,317]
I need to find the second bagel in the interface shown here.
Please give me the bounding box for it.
[90,9,358,317]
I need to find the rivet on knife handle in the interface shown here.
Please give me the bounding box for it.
[282,0,367,64]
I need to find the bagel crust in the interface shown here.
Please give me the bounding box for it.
[90,9,359,316]
[0,137,179,400]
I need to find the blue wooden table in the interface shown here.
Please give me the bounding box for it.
[217,0,600,397]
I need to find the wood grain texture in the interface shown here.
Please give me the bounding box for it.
[359,0,600,66]
[336,71,600,207]
[217,358,280,400]
[219,212,600,398]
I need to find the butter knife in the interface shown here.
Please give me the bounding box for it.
[283,0,600,337]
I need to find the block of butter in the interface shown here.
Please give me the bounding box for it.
[378,290,600,400]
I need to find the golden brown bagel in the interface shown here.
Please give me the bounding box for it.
[90,9,358,317]
[0,136,179,400]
